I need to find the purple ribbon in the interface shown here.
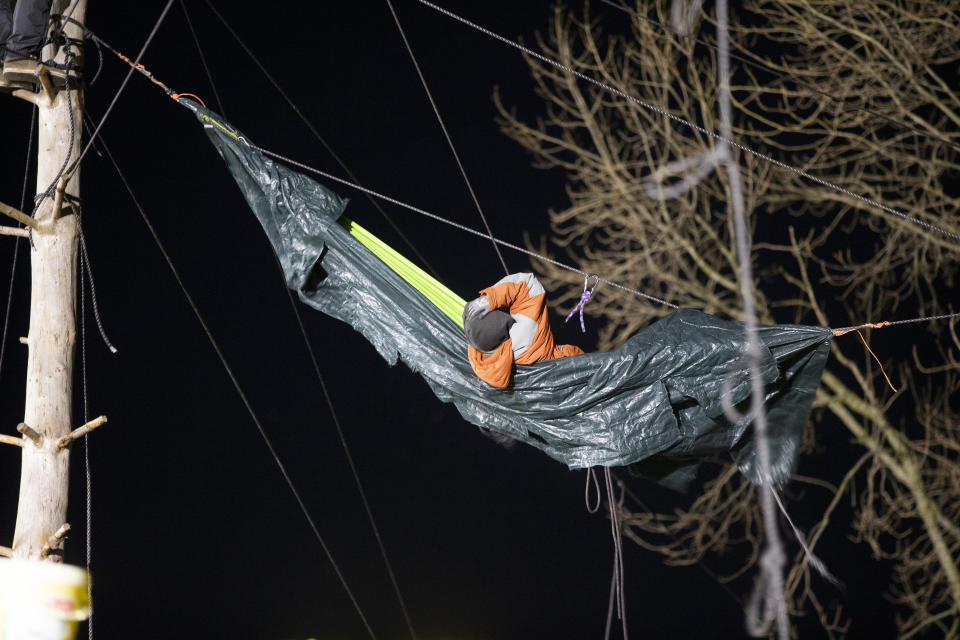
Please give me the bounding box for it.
[564,274,599,333]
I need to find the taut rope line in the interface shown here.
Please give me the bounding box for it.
[414,1,960,247]
[384,0,510,276]
[69,14,960,332]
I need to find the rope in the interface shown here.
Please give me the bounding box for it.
[0,1,82,70]
[281,280,419,640]
[31,57,77,216]
[384,0,509,276]
[603,467,628,640]
[66,18,184,100]
[604,554,617,640]
[65,0,176,181]
[60,0,83,28]
[564,274,599,332]
[597,0,960,155]
[0,109,35,386]
[252,144,680,310]
[584,468,601,514]
[84,23,104,86]
[832,312,960,335]
[199,0,440,280]
[75,201,118,354]
[715,0,788,636]
[611,471,745,607]
[78,250,94,640]
[770,490,842,591]
[92,128,379,640]
[855,330,898,393]
[178,0,226,115]
[414,1,960,247]
[171,15,417,635]
[252,144,960,336]
[76,5,958,334]
[71,2,951,348]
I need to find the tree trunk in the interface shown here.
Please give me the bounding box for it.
[12,0,86,561]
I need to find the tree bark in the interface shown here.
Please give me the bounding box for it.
[12,0,86,561]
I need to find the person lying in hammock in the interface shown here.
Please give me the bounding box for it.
[463,272,584,388]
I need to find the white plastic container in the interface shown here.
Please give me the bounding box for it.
[0,559,90,640]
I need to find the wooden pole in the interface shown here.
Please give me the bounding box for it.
[11,0,87,561]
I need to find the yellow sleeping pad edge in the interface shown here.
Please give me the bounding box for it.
[339,217,467,328]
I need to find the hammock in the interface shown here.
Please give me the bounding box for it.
[192,102,832,486]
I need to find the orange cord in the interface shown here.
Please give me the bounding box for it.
[855,329,897,392]
[832,321,890,337]
[172,93,206,107]
[113,51,206,107]
[830,321,898,392]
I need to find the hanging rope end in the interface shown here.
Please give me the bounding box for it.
[853,330,897,392]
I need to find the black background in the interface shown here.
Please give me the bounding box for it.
[0,1,916,638]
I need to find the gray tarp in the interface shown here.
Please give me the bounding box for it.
[191,102,832,485]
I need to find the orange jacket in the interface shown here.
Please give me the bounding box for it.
[467,273,584,388]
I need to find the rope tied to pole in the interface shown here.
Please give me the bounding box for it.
[58,12,205,107]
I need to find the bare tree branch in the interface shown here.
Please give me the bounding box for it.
[499,0,960,635]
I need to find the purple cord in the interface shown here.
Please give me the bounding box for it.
[564,274,599,333]
[565,290,592,332]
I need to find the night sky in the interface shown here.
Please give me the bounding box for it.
[0,1,913,638]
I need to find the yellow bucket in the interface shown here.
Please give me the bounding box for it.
[0,559,90,640]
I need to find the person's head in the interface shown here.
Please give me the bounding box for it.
[463,299,515,352]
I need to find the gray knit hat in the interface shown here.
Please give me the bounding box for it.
[463,297,515,351]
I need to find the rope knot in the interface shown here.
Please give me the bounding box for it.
[564,274,599,333]
[832,320,891,336]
